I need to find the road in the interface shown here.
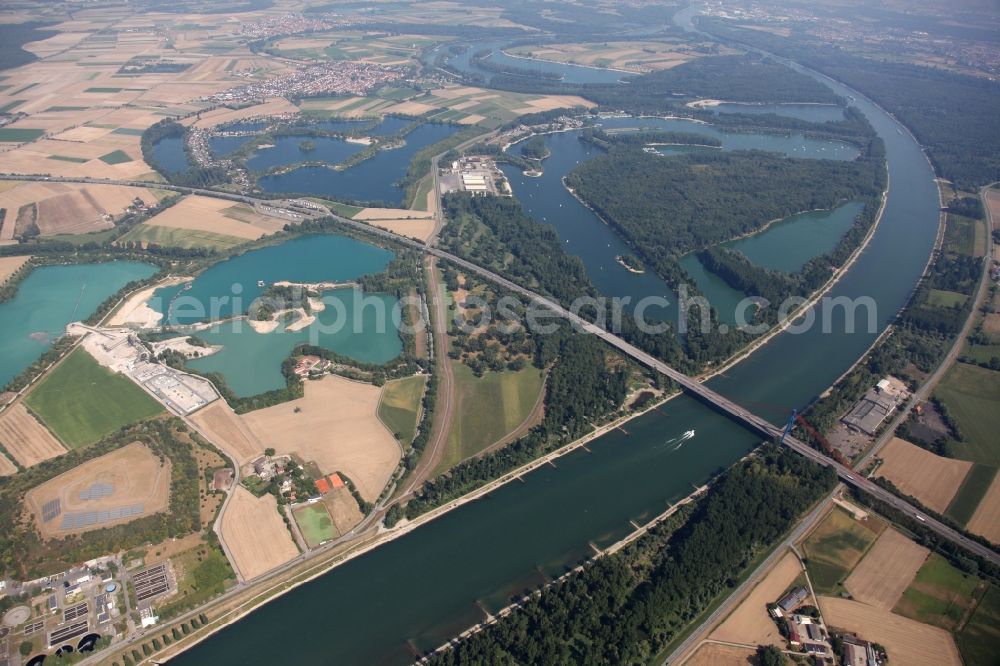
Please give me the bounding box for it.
[663,487,840,664]
[5,172,997,567]
[855,182,996,469]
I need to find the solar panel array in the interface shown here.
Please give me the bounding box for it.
[49,620,88,647]
[79,483,114,501]
[132,562,171,603]
[63,602,88,622]
[42,498,62,523]
[60,504,143,529]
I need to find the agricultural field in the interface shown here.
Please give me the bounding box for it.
[0,182,161,240]
[135,195,285,247]
[355,207,437,242]
[117,223,250,251]
[292,503,337,548]
[965,470,1000,544]
[506,39,717,73]
[301,84,594,126]
[24,348,163,449]
[242,375,400,503]
[926,289,969,308]
[935,362,1000,465]
[219,486,298,581]
[268,31,443,67]
[801,506,882,594]
[683,643,757,666]
[843,528,929,609]
[378,375,426,446]
[819,596,962,666]
[876,437,972,513]
[946,463,996,525]
[436,362,545,475]
[0,402,67,467]
[894,553,982,632]
[23,441,170,538]
[189,401,263,465]
[710,550,804,647]
[0,255,30,283]
[0,451,16,476]
[957,584,1000,666]
[324,486,363,535]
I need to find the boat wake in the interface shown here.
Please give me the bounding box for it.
[663,429,695,452]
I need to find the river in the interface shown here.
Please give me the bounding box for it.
[172,8,940,663]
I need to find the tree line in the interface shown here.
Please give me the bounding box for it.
[427,446,836,664]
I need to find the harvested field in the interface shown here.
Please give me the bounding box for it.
[242,375,399,503]
[0,451,16,476]
[0,255,29,283]
[966,471,1000,544]
[818,596,962,666]
[0,182,158,240]
[844,528,928,609]
[190,401,263,465]
[986,187,1000,231]
[143,196,282,241]
[359,217,436,242]
[0,402,67,467]
[876,437,972,513]
[682,642,756,666]
[24,441,170,538]
[354,207,434,221]
[189,99,298,129]
[325,487,363,534]
[219,486,298,581]
[711,550,802,647]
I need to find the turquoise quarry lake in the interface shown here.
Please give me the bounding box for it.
[152,235,401,396]
[0,262,156,387]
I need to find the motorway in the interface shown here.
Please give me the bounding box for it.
[5,172,998,570]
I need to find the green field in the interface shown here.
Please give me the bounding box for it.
[411,175,433,212]
[935,363,1000,465]
[802,507,880,594]
[962,342,1000,366]
[316,199,363,218]
[48,155,89,163]
[957,584,1000,666]
[0,128,43,142]
[117,223,248,251]
[894,553,981,631]
[945,464,997,525]
[378,375,426,445]
[943,214,984,257]
[45,106,87,112]
[112,127,145,136]
[158,544,235,618]
[927,289,970,308]
[0,100,24,113]
[99,149,132,164]
[84,87,123,93]
[436,362,545,475]
[25,348,164,448]
[293,504,337,548]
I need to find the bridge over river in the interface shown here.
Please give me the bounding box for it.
[2,172,996,566]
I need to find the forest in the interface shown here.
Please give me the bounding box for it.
[427,446,837,664]
[0,419,203,578]
[701,18,1000,189]
[566,149,883,259]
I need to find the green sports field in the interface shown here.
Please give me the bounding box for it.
[25,348,163,448]
[378,375,425,446]
[292,504,337,548]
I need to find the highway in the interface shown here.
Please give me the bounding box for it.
[5,172,998,567]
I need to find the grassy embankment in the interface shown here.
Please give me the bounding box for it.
[25,348,163,448]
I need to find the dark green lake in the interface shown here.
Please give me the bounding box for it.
[0,262,157,387]
[173,25,940,665]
